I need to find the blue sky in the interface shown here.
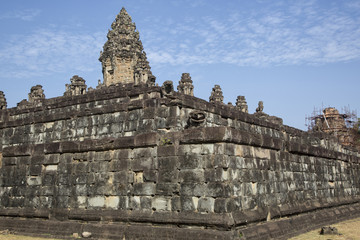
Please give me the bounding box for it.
[0,0,359,130]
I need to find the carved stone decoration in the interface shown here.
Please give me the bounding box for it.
[256,101,264,113]
[17,99,28,109]
[253,100,283,125]
[96,79,105,89]
[0,91,7,109]
[188,110,206,127]
[209,85,224,103]
[99,7,156,87]
[161,81,174,96]
[236,96,248,113]
[177,73,194,96]
[64,75,87,96]
[28,85,45,104]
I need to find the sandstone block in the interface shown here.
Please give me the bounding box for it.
[179,169,205,182]
[133,182,156,196]
[198,197,215,213]
[27,176,42,186]
[88,196,105,208]
[105,196,119,209]
[152,196,171,211]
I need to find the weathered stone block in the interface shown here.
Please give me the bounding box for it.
[118,196,128,210]
[198,197,215,213]
[30,165,43,176]
[58,185,71,196]
[112,170,128,183]
[77,196,87,209]
[152,196,171,211]
[40,186,54,196]
[27,176,42,186]
[158,169,179,183]
[156,183,180,196]
[179,169,205,182]
[56,196,69,208]
[180,196,197,211]
[139,196,152,209]
[158,156,178,170]
[133,182,156,196]
[40,196,53,208]
[206,182,231,197]
[254,148,270,159]
[105,196,119,209]
[109,159,128,171]
[180,183,206,197]
[129,196,141,210]
[179,154,204,169]
[213,155,230,168]
[88,196,105,208]
[30,155,44,165]
[73,174,87,184]
[157,145,176,157]
[131,157,157,171]
[75,184,87,195]
[143,170,157,182]
[44,164,58,172]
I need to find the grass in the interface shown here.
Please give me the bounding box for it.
[290,217,360,240]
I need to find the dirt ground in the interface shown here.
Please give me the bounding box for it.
[0,217,359,240]
[290,217,360,240]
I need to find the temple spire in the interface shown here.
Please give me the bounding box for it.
[99,7,155,87]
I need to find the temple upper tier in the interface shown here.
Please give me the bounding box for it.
[99,8,155,86]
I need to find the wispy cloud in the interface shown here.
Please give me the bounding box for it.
[144,0,360,67]
[0,29,105,78]
[0,9,41,21]
[1,1,360,80]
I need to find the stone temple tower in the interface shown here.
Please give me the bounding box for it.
[99,8,155,86]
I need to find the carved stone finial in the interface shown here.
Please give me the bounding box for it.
[256,101,264,113]
[209,85,224,103]
[0,91,7,109]
[28,85,45,104]
[253,100,283,125]
[64,75,87,96]
[177,73,194,96]
[236,96,248,113]
[161,81,174,96]
[99,8,155,87]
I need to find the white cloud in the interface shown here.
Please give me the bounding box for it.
[0,9,41,21]
[1,1,360,80]
[0,29,105,78]
[144,1,360,67]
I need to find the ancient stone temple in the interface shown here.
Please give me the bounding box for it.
[0,8,359,240]
[64,75,87,96]
[28,85,45,104]
[312,107,354,146]
[209,84,224,103]
[99,7,155,87]
[177,73,194,96]
[236,95,248,113]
